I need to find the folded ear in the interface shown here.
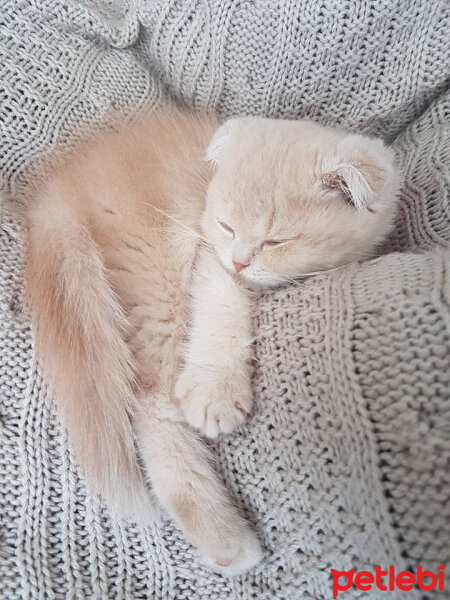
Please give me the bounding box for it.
[321,135,395,212]
[205,119,235,165]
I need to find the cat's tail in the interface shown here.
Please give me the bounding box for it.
[24,193,152,521]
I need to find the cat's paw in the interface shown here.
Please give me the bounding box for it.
[200,525,262,576]
[175,365,253,437]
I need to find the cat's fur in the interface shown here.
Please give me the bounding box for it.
[23,108,399,575]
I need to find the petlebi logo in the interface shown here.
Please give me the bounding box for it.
[331,564,445,597]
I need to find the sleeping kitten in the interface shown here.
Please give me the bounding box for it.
[23,109,399,575]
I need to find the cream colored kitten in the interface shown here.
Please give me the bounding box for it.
[23,108,399,575]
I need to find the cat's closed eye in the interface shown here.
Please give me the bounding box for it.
[217,220,235,238]
[263,239,289,248]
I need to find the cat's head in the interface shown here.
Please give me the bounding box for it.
[202,117,399,288]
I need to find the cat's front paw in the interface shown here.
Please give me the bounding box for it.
[175,365,253,437]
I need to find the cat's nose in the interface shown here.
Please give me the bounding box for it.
[233,261,249,273]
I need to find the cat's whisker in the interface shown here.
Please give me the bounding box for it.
[279,275,309,288]
[280,253,391,283]
[295,260,359,278]
[268,261,361,288]
[197,242,218,258]
[141,199,213,248]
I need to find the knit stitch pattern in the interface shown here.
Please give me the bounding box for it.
[0,1,449,598]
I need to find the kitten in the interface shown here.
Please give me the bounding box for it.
[23,108,399,575]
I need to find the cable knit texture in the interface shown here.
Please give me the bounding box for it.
[0,1,449,598]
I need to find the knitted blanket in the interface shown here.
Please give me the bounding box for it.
[1,1,449,598]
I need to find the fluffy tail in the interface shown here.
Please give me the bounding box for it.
[24,195,152,520]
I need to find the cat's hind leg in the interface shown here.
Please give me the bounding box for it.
[135,397,262,576]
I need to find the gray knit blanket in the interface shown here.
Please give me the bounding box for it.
[0,1,449,598]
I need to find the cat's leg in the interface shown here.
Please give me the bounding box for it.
[135,398,262,576]
[175,251,255,437]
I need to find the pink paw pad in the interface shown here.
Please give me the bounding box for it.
[215,558,232,567]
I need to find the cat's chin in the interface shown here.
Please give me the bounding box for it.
[230,271,288,292]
